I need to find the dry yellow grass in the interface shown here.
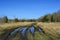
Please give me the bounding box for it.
[0,22,60,32]
[0,22,34,35]
[0,22,60,34]
[37,22,60,33]
[37,22,60,39]
[0,22,60,40]
[0,22,34,30]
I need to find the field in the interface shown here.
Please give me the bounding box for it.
[0,22,60,40]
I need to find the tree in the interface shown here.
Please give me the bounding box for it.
[4,16,8,23]
[51,15,53,22]
[14,18,19,22]
[41,15,49,22]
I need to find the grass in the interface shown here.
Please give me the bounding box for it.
[37,22,60,40]
[0,22,34,30]
[0,22,60,40]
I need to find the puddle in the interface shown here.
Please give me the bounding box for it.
[5,25,44,40]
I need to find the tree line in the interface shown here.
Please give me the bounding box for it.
[0,10,60,23]
[38,10,60,22]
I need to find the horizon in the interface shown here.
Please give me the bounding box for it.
[0,0,60,19]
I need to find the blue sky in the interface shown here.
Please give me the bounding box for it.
[0,0,60,19]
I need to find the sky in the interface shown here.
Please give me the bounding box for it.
[0,0,60,19]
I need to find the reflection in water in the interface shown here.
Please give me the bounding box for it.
[5,25,44,40]
[28,26,35,36]
[10,28,21,35]
[38,28,42,32]
[19,27,28,36]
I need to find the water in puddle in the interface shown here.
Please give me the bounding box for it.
[28,26,35,35]
[10,28,21,36]
[5,26,43,40]
[19,27,28,36]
